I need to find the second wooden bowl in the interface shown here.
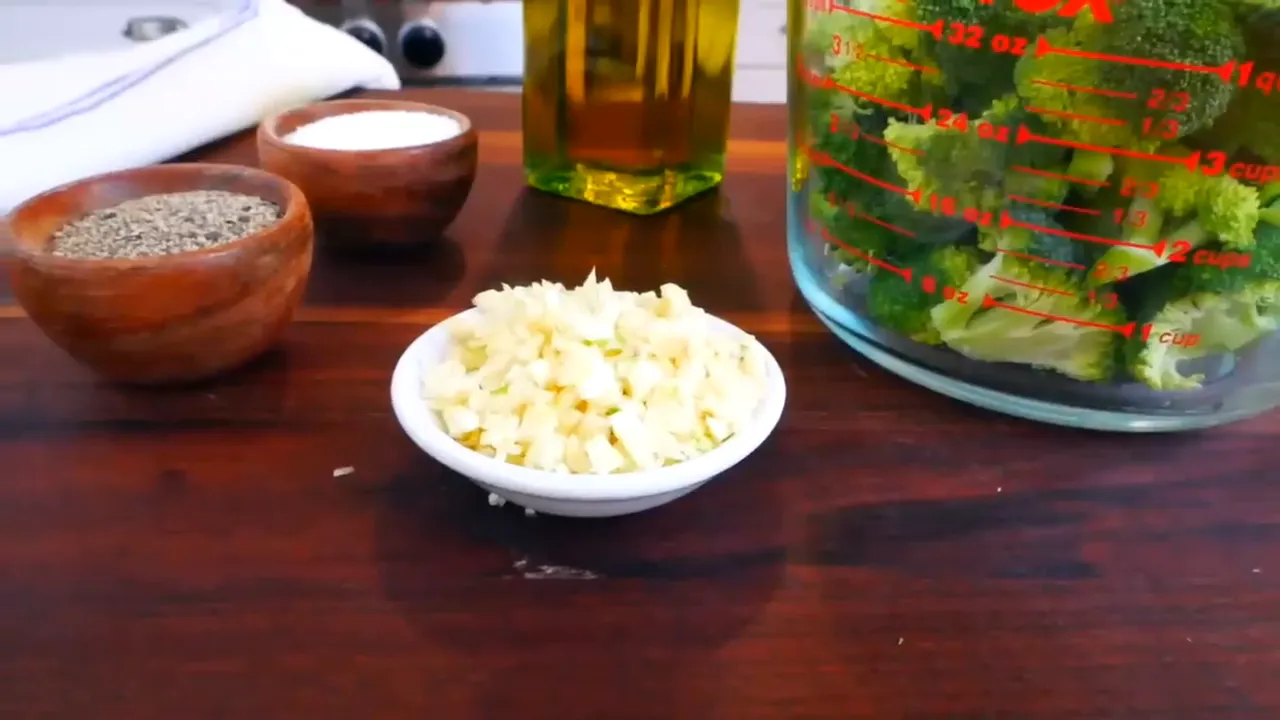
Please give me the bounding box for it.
[256,98,478,249]
[6,163,314,385]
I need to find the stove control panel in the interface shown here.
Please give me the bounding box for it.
[291,1,523,83]
[397,18,446,70]
[288,0,784,102]
[338,16,386,56]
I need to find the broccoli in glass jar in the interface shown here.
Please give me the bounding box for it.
[789,0,1280,428]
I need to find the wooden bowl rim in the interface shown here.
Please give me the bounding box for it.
[257,99,476,159]
[6,162,309,271]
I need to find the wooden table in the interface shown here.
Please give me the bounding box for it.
[2,89,1278,719]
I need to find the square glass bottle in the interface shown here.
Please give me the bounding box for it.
[522,0,740,215]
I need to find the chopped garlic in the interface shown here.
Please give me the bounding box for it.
[441,406,480,436]
[420,271,770,474]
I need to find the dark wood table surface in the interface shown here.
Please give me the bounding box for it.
[1,88,1278,719]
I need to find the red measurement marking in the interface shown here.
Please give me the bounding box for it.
[797,61,824,88]
[1015,0,1115,24]
[1025,105,1126,127]
[820,226,913,280]
[808,148,924,202]
[829,80,935,120]
[830,113,923,156]
[1136,324,1201,346]
[834,196,919,238]
[859,212,918,238]
[1015,125,1201,171]
[798,68,935,120]
[1011,165,1110,188]
[1120,177,1160,199]
[962,207,995,226]
[976,122,1012,142]
[1007,194,1102,215]
[992,274,1076,297]
[1029,78,1138,100]
[995,247,1087,270]
[989,34,1030,56]
[1034,35,1237,83]
[983,294,1138,337]
[860,132,924,156]
[921,275,938,294]
[1192,248,1252,270]
[1145,238,1197,260]
[1001,211,1155,252]
[865,51,940,75]
[1088,290,1121,310]
[832,4,945,40]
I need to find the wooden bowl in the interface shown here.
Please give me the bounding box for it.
[256,98,478,249]
[6,163,314,385]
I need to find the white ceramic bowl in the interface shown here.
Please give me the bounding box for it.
[389,308,787,518]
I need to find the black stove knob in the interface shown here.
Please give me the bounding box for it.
[122,15,187,42]
[399,19,446,70]
[341,18,386,55]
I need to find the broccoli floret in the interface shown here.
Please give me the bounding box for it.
[882,94,1070,216]
[804,0,923,59]
[828,60,917,116]
[1065,151,1116,189]
[1125,214,1280,391]
[809,111,895,207]
[1097,0,1243,134]
[1127,292,1280,390]
[803,0,940,112]
[983,95,1075,204]
[1014,26,1145,150]
[1218,92,1280,165]
[915,0,1070,113]
[805,100,913,266]
[1091,163,1261,282]
[881,119,989,207]
[814,192,911,272]
[802,3,929,223]
[1225,0,1280,21]
[930,254,1127,381]
[1015,2,1244,149]
[1195,174,1263,249]
[867,245,984,344]
[1194,9,1280,163]
[914,0,1068,39]
[979,206,1098,269]
[800,1,935,215]
[803,72,861,135]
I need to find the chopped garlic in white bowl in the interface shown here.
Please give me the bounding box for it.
[389,273,787,518]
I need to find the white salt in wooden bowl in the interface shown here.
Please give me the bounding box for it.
[257,98,478,248]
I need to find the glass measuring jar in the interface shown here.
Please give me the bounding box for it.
[786,0,1280,431]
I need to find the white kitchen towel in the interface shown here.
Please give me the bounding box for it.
[0,0,401,214]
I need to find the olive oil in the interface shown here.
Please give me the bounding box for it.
[522,0,740,214]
